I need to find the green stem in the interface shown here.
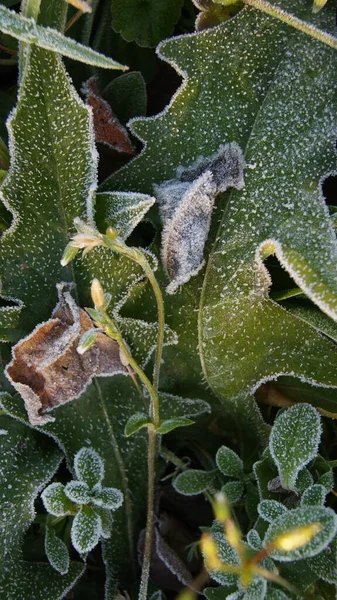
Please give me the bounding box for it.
[231,0,337,50]
[138,428,157,600]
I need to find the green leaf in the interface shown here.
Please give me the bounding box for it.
[159,392,211,420]
[64,480,91,504]
[0,5,127,69]
[173,469,217,495]
[264,506,337,562]
[253,451,278,500]
[156,417,194,434]
[301,484,326,506]
[91,485,124,510]
[93,506,113,539]
[242,578,266,600]
[124,412,152,436]
[42,482,75,516]
[111,0,184,47]
[45,527,70,575]
[101,1,337,425]
[71,504,101,554]
[209,521,240,586]
[258,500,288,523]
[221,481,244,504]
[269,404,322,491]
[216,446,243,478]
[0,415,84,598]
[95,192,155,241]
[246,529,262,550]
[74,447,104,488]
[103,72,147,124]
[306,537,337,584]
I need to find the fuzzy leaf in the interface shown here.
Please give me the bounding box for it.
[42,482,75,517]
[93,506,113,539]
[64,480,91,504]
[221,481,244,504]
[159,392,211,420]
[91,485,124,510]
[246,529,262,550]
[269,404,322,491]
[71,504,101,554]
[74,447,104,488]
[258,500,288,523]
[103,72,147,124]
[301,484,326,506]
[173,469,217,495]
[110,0,184,47]
[243,578,266,600]
[0,6,127,69]
[45,527,70,575]
[0,415,84,598]
[157,417,194,434]
[264,506,337,561]
[124,412,152,437]
[216,446,243,479]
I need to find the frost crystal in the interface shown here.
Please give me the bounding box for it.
[154,143,246,293]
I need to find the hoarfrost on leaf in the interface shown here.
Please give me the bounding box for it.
[71,505,102,555]
[74,447,104,488]
[269,404,322,491]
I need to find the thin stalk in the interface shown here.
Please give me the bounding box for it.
[234,0,337,50]
[138,429,157,600]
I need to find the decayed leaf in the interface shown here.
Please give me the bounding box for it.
[6,284,126,425]
[154,143,246,293]
[82,77,135,155]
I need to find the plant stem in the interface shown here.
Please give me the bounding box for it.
[21,0,42,19]
[235,0,337,50]
[138,428,157,600]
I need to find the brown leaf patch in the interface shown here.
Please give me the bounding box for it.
[6,284,127,426]
[82,76,135,156]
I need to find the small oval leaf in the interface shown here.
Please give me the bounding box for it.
[91,485,124,510]
[269,404,322,491]
[41,482,74,517]
[157,417,194,434]
[71,505,101,554]
[124,412,152,437]
[64,481,91,504]
[74,447,104,488]
[45,527,70,575]
[173,469,217,496]
[216,446,244,478]
[258,500,288,523]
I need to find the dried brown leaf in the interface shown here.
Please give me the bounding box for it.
[6,284,126,425]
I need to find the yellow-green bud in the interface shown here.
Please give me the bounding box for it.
[61,243,80,266]
[91,278,105,309]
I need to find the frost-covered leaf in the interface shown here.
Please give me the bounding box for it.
[91,485,124,510]
[6,285,126,425]
[64,480,91,504]
[159,392,211,420]
[124,412,152,437]
[265,591,290,600]
[45,527,70,575]
[117,317,178,368]
[101,0,337,417]
[246,529,262,550]
[154,527,193,587]
[0,6,126,69]
[208,521,240,586]
[173,469,217,495]
[0,415,84,598]
[111,0,184,47]
[157,417,194,434]
[221,481,244,504]
[306,537,337,584]
[42,482,74,517]
[71,504,101,554]
[253,452,278,501]
[258,500,288,523]
[269,404,321,491]
[96,192,155,240]
[93,506,113,539]
[242,578,266,600]
[296,468,314,493]
[74,447,104,488]
[318,469,334,492]
[264,506,337,561]
[301,484,326,507]
[0,6,148,591]
[216,446,243,479]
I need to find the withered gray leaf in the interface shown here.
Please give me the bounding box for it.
[154,143,246,294]
[6,283,127,425]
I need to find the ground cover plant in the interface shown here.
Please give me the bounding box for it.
[0,0,337,598]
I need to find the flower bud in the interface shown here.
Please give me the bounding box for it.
[91,279,105,309]
[77,329,99,354]
[273,522,321,552]
[61,244,79,266]
[106,226,118,240]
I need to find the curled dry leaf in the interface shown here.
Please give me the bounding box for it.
[82,76,135,156]
[6,284,127,425]
[154,142,246,294]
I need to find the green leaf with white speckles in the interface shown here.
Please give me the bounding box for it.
[100,0,337,416]
[269,404,322,491]
[0,414,84,598]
